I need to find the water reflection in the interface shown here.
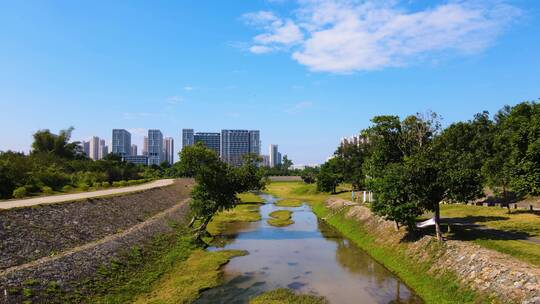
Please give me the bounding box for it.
[196,195,423,304]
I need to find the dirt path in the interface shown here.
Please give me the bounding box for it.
[0,179,175,210]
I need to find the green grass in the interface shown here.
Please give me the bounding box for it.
[267,210,294,227]
[249,288,327,304]
[439,204,540,237]
[275,198,303,207]
[238,192,265,204]
[134,249,246,304]
[207,203,262,235]
[265,181,495,304]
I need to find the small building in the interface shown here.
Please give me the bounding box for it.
[123,155,148,166]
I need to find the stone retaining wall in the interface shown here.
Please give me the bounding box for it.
[326,198,540,304]
[0,179,193,270]
[0,199,190,304]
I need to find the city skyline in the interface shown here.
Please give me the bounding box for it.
[1,1,539,164]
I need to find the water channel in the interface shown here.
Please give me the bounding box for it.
[196,194,423,304]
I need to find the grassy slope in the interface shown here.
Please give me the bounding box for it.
[267,210,293,227]
[134,249,246,304]
[265,181,494,304]
[87,192,263,303]
[250,288,327,304]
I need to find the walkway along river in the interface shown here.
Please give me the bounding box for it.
[196,194,423,304]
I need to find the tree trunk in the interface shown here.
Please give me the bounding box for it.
[188,216,196,228]
[503,184,511,214]
[434,202,443,242]
[394,221,400,231]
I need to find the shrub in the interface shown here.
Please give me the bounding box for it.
[112,181,122,187]
[12,187,27,198]
[100,181,110,188]
[61,185,73,192]
[41,186,54,195]
[78,183,89,191]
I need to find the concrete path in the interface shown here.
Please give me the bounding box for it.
[0,179,175,210]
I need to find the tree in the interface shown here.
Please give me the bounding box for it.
[496,102,540,196]
[317,158,343,193]
[31,127,81,159]
[300,166,318,184]
[334,138,368,190]
[282,155,293,172]
[179,143,265,243]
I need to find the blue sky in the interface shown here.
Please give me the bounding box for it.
[0,0,539,164]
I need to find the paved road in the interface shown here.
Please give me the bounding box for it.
[0,179,175,210]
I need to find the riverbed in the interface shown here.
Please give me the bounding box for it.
[196,194,423,304]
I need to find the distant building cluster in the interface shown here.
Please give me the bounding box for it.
[81,129,174,166]
[80,127,287,168]
[182,129,261,167]
[340,134,368,147]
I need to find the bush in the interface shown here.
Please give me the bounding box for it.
[78,183,89,191]
[12,187,27,198]
[100,182,110,188]
[41,186,54,195]
[61,185,73,192]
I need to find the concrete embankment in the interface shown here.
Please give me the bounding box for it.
[323,198,540,304]
[0,179,194,303]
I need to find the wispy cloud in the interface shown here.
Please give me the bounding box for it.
[166,95,183,105]
[285,101,314,114]
[242,0,521,73]
[122,112,156,120]
[183,86,194,91]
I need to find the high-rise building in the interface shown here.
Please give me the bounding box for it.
[81,141,90,157]
[249,130,261,155]
[277,152,282,165]
[221,130,260,166]
[194,132,220,156]
[112,129,131,157]
[88,136,100,160]
[163,137,174,164]
[98,139,108,159]
[269,144,279,167]
[142,136,148,156]
[182,129,194,151]
[131,144,138,156]
[148,129,163,166]
[261,155,270,167]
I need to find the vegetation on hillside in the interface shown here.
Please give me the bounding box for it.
[0,128,153,200]
[314,101,540,241]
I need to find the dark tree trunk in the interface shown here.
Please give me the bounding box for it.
[434,202,443,242]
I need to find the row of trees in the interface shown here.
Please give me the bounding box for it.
[0,128,149,199]
[317,102,539,241]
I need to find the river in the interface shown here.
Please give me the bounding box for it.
[195,194,423,304]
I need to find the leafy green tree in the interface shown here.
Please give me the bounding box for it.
[368,163,420,229]
[282,155,293,172]
[317,158,343,193]
[334,139,368,189]
[31,127,81,159]
[300,166,318,184]
[179,143,265,243]
[496,102,540,195]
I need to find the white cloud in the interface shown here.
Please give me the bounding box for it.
[167,95,183,105]
[243,0,521,73]
[244,10,304,53]
[285,101,314,114]
[183,86,194,91]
